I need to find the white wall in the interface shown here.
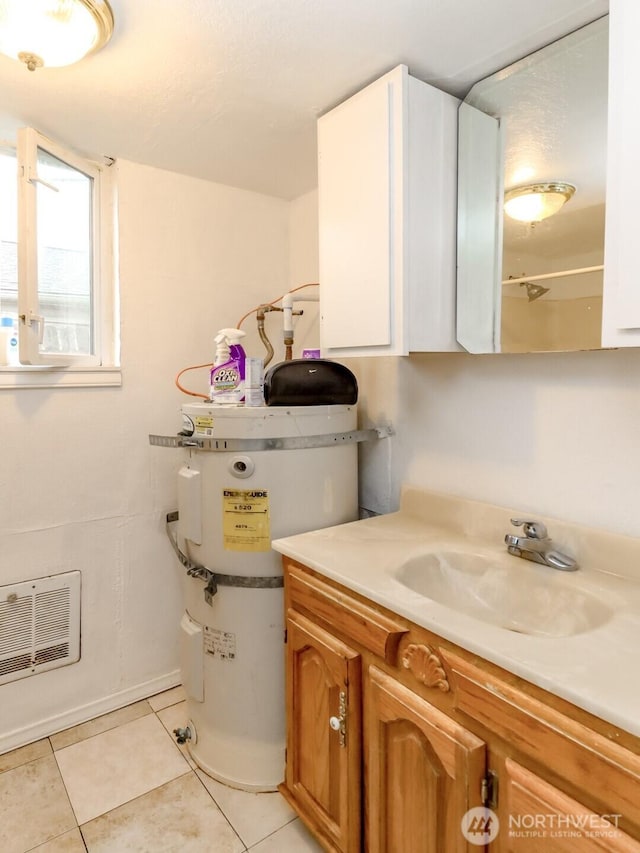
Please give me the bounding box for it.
[0,160,289,753]
[289,193,640,539]
[285,189,321,356]
[349,349,640,537]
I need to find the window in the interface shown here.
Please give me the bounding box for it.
[0,128,119,387]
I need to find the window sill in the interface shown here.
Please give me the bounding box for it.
[0,366,122,389]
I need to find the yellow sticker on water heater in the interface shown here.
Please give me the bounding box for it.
[194,415,214,436]
[222,488,271,552]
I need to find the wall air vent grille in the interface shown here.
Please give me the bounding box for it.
[0,572,81,685]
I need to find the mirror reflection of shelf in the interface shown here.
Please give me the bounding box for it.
[501,265,604,287]
[502,264,604,304]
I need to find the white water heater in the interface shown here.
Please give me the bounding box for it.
[164,403,359,791]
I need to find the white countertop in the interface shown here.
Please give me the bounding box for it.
[272,487,640,738]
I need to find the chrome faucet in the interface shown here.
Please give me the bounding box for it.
[505,518,578,571]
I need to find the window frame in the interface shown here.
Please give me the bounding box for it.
[1,128,120,388]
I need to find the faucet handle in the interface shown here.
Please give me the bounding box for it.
[510,518,548,540]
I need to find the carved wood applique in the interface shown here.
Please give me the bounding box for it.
[401,643,450,692]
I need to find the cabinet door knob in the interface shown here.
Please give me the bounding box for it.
[329,690,347,747]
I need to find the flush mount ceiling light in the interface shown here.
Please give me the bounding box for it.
[504,182,576,224]
[0,0,113,71]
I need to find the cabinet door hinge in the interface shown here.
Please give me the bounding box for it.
[481,771,498,809]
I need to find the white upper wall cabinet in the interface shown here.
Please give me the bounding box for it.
[318,65,461,357]
[602,0,640,347]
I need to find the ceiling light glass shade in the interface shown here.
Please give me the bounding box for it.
[503,182,576,223]
[0,0,113,70]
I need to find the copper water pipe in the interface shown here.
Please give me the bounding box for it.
[256,304,281,366]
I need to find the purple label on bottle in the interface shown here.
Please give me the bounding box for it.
[210,343,246,401]
[210,365,240,390]
[229,344,246,380]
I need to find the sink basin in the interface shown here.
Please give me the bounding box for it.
[394,550,611,637]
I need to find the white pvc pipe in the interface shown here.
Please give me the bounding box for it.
[282,288,320,336]
[282,293,294,336]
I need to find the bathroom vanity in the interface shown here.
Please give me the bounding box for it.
[272,489,640,852]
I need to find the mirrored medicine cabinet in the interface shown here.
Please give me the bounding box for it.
[457,16,608,353]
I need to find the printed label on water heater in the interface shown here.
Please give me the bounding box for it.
[222,488,271,551]
[204,627,236,661]
[194,415,214,436]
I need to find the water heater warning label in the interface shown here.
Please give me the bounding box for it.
[194,415,214,436]
[204,627,236,661]
[222,488,271,552]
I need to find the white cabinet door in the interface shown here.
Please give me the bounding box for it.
[318,69,397,353]
[318,65,460,357]
[602,0,640,346]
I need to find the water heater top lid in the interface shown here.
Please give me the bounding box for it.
[181,402,357,440]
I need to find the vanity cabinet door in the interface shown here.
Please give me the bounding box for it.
[602,0,640,346]
[501,758,640,852]
[317,64,459,357]
[365,666,486,853]
[280,610,362,853]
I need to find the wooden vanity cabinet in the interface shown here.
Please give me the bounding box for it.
[365,666,486,852]
[282,610,362,853]
[280,559,640,852]
[280,560,485,852]
[499,759,639,853]
[446,652,640,852]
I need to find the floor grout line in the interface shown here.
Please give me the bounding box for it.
[245,816,301,851]
[1,689,313,853]
[191,769,249,849]
[52,745,86,831]
[77,769,193,828]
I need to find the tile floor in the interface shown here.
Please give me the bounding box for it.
[0,686,323,852]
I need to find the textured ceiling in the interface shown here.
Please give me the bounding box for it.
[0,0,608,199]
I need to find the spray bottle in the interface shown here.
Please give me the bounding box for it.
[210,328,246,404]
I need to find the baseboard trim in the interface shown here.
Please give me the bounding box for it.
[0,670,181,755]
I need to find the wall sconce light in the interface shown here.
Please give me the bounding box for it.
[0,0,114,71]
[504,182,576,223]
